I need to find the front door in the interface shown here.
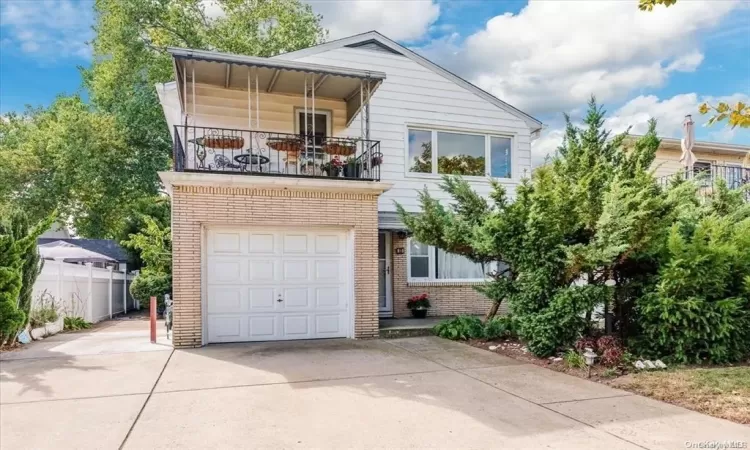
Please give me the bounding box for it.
[378,232,393,317]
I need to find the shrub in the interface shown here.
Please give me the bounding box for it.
[433,316,484,340]
[634,219,750,364]
[483,315,518,340]
[600,346,624,367]
[596,335,620,353]
[130,271,171,309]
[574,336,598,353]
[64,317,91,331]
[563,349,586,369]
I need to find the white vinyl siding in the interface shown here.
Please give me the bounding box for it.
[288,47,533,212]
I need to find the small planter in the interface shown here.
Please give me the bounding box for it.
[30,317,64,340]
[343,162,362,178]
[407,293,431,319]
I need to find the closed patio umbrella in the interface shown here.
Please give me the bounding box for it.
[679,114,696,178]
[38,241,116,263]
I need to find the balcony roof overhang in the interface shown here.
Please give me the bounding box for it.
[169,47,385,124]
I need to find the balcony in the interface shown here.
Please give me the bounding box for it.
[173,125,382,181]
[658,164,749,199]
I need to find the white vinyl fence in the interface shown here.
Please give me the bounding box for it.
[32,259,137,324]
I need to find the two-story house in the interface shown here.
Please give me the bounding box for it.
[157,31,542,348]
[652,136,749,193]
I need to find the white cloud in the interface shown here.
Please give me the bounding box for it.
[420,0,739,116]
[309,0,440,41]
[531,92,750,167]
[0,0,93,61]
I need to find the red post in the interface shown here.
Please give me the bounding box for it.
[150,296,157,343]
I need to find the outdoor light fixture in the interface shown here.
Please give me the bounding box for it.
[583,347,598,378]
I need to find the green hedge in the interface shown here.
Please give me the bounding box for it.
[130,271,171,309]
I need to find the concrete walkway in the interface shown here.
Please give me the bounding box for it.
[1,323,748,449]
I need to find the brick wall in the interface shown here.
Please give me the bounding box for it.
[171,185,380,348]
[390,235,507,319]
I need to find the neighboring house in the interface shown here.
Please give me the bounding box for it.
[38,221,71,240]
[650,137,750,191]
[37,238,130,270]
[157,31,542,348]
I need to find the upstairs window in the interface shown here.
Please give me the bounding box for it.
[407,127,512,178]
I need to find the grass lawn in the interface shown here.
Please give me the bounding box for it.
[611,366,750,424]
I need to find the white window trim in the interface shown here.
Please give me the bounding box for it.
[404,125,516,181]
[406,238,494,283]
[294,108,333,137]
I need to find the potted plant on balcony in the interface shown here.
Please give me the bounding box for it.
[407,293,431,318]
[343,157,362,178]
[320,156,344,177]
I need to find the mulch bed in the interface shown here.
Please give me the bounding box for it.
[467,337,629,383]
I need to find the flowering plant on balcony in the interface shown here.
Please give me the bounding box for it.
[320,156,344,177]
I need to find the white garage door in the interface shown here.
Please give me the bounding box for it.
[206,228,350,343]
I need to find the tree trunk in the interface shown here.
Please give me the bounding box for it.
[484,301,501,322]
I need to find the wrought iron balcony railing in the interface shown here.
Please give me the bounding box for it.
[657,164,749,199]
[173,125,382,181]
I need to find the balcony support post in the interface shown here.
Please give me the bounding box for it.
[312,74,316,171]
[247,68,252,130]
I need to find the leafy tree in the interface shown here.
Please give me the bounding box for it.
[0,96,162,238]
[699,102,750,129]
[638,0,677,11]
[123,217,173,308]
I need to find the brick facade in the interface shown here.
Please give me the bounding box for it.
[389,235,506,319]
[170,183,381,348]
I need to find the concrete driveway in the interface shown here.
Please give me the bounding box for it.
[1,321,748,449]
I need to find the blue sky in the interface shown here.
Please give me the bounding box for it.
[1,0,748,163]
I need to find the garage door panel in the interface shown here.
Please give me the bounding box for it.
[249,260,275,281]
[283,234,309,254]
[211,231,242,254]
[207,287,243,313]
[248,233,275,254]
[282,315,310,337]
[315,314,344,335]
[315,287,343,308]
[248,316,276,338]
[282,287,309,308]
[207,228,349,343]
[208,316,244,342]
[208,260,242,283]
[248,288,276,310]
[315,234,342,254]
[314,260,342,281]
[283,260,309,280]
